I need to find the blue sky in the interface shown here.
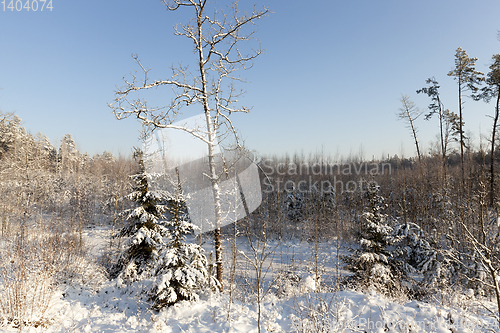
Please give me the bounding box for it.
[1,0,499,160]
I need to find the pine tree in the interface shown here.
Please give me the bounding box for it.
[417,78,447,163]
[447,47,484,184]
[150,173,213,309]
[58,134,80,173]
[0,112,25,159]
[474,53,500,206]
[111,148,170,285]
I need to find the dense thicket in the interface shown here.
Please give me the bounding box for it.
[245,149,496,242]
[0,112,134,239]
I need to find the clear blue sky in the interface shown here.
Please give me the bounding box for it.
[1,0,499,160]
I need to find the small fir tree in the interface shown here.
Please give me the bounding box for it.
[390,221,461,300]
[349,183,405,297]
[111,148,169,284]
[284,187,304,222]
[392,222,442,282]
[150,174,213,309]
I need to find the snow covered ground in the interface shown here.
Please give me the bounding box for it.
[1,225,499,332]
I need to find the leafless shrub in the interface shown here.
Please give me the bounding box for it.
[239,225,280,333]
[0,219,105,330]
[290,292,357,333]
[0,229,58,329]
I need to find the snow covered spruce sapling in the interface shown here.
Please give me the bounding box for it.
[150,174,216,310]
[348,182,406,297]
[110,148,170,284]
[112,149,212,308]
[391,221,448,298]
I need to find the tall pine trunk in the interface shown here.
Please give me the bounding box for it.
[459,80,465,187]
[490,92,500,206]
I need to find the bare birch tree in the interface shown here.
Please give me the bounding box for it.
[109,0,269,289]
[398,94,422,162]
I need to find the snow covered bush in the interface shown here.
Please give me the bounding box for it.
[0,231,57,329]
[274,269,303,298]
[0,219,105,330]
[396,224,460,295]
[390,221,450,299]
[391,222,440,276]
